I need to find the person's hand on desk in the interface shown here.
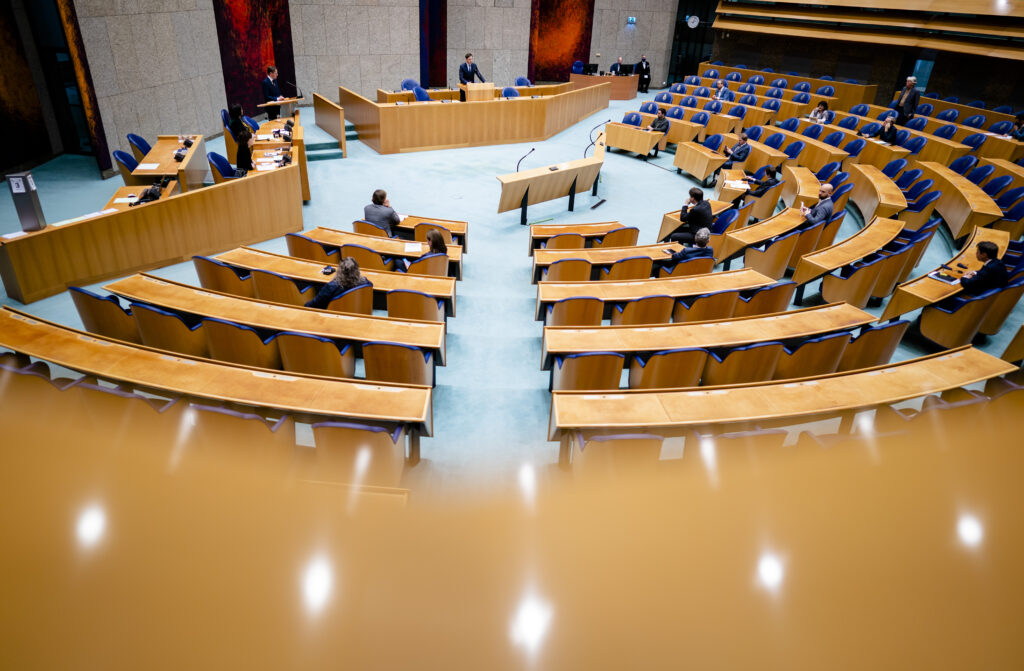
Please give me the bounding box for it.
[277,95,285,101]
[963,270,978,279]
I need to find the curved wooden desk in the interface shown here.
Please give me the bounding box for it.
[674,90,808,121]
[535,268,775,320]
[780,165,820,210]
[791,217,904,285]
[719,208,806,261]
[131,134,207,191]
[103,182,179,212]
[0,308,434,436]
[918,117,1024,163]
[0,165,303,304]
[916,161,1003,239]
[303,227,463,280]
[395,215,469,251]
[827,112,969,167]
[104,274,447,365]
[848,164,908,222]
[653,100,742,139]
[569,73,637,100]
[766,126,849,173]
[533,243,682,282]
[700,62,877,111]
[549,346,1015,441]
[605,122,663,157]
[636,112,701,145]
[542,302,873,369]
[880,227,1010,320]
[214,248,458,317]
[528,221,626,254]
[893,95,1017,127]
[695,76,837,109]
[978,157,1024,189]
[658,200,733,242]
[792,117,910,170]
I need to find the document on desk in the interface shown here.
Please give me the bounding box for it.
[724,180,749,190]
[256,164,277,171]
[256,134,274,141]
[113,197,137,203]
[404,242,424,253]
[136,163,160,170]
[2,230,27,240]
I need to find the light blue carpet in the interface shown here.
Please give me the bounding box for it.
[2,98,1020,491]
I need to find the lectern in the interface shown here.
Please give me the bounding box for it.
[258,97,304,117]
[459,83,494,102]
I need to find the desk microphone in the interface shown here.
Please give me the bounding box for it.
[589,119,612,143]
[286,81,303,99]
[516,147,535,172]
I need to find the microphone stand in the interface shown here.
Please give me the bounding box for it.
[584,120,611,158]
[516,147,535,172]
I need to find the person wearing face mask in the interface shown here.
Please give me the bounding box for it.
[637,55,651,93]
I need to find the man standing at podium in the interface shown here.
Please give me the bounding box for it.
[262,65,284,120]
[459,53,486,101]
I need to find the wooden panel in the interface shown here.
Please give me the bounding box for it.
[848,164,908,222]
[313,93,346,156]
[103,181,179,212]
[917,161,1003,239]
[719,208,806,260]
[781,165,820,210]
[338,87,382,153]
[0,164,304,304]
[0,308,433,432]
[496,134,605,213]
[133,134,208,192]
[569,73,638,100]
[791,216,904,285]
[550,347,1017,439]
[605,122,662,155]
[699,62,876,110]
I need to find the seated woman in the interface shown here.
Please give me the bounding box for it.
[860,115,899,143]
[808,101,829,123]
[399,229,447,271]
[235,128,255,176]
[305,257,372,309]
[228,103,245,140]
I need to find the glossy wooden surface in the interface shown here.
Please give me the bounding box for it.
[695,76,837,109]
[551,347,1016,439]
[104,274,446,364]
[313,92,347,156]
[102,181,179,212]
[0,164,303,304]
[978,157,1024,188]
[497,135,605,214]
[132,134,208,192]
[339,84,611,154]
[848,163,908,221]
[780,165,820,210]
[605,122,662,155]
[533,243,681,282]
[895,93,1018,127]
[880,227,1011,320]
[305,227,463,280]
[542,302,873,368]
[917,116,1024,163]
[460,82,495,101]
[570,73,638,100]
[0,307,433,431]
[214,247,457,317]
[699,62,876,111]
[636,112,701,145]
[670,90,808,122]
[395,215,469,249]
[792,216,904,285]
[719,208,806,260]
[528,221,623,254]
[376,83,573,103]
[657,200,733,243]
[672,141,727,182]
[765,126,849,173]
[535,268,775,319]
[917,161,1003,239]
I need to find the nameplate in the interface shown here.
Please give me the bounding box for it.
[136,163,160,170]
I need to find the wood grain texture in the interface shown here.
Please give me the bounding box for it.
[313,93,346,156]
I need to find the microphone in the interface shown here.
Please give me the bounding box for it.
[588,119,612,143]
[516,147,535,172]
[286,81,303,99]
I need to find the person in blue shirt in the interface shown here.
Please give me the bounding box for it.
[661,227,714,266]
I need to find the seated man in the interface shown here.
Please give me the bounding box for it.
[663,187,712,244]
[363,189,400,236]
[721,133,750,170]
[661,227,713,266]
[800,183,834,225]
[731,170,780,209]
[960,241,1009,295]
[646,108,670,157]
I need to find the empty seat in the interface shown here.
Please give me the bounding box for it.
[628,348,708,389]
[903,178,934,201]
[817,210,847,249]
[849,104,869,116]
[822,131,843,147]
[785,219,827,272]
[777,118,799,131]
[311,421,407,487]
[131,302,207,357]
[362,342,433,385]
[982,175,1013,198]
[774,331,851,380]
[979,277,1024,336]
[894,168,923,190]
[126,133,152,162]
[386,289,445,322]
[703,341,784,385]
[961,133,986,153]
[673,289,739,322]
[278,332,355,378]
[600,256,653,281]
[837,116,859,130]
[936,109,958,122]
[733,281,797,317]
[325,283,373,315]
[404,252,449,277]
[551,352,625,391]
[658,255,715,278]
[193,256,254,297]
[933,124,957,140]
[743,229,801,279]
[898,190,942,231]
[251,268,314,305]
[353,219,393,238]
[905,117,927,131]
[113,150,142,186]
[341,244,394,271]
[793,82,811,93]
[542,233,586,249]
[948,155,977,176]
[593,227,639,248]
[69,286,141,343]
[920,289,1002,348]
[962,114,986,128]
[286,232,338,263]
[546,296,603,326]
[610,295,674,326]
[542,258,591,281]
[622,112,642,127]
[208,152,236,183]
[203,318,282,369]
[837,320,909,371]
[802,124,823,140]
[966,165,994,185]
[639,101,659,114]
[821,256,887,309]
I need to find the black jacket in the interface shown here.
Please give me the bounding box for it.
[459,62,485,84]
[895,86,920,118]
[961,258,1009,295]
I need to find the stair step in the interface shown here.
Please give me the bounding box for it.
[307,149,346,162]
[305,141,340,151]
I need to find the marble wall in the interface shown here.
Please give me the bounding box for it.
[447,0,530,89]
[290,0,420,100]
[74,0,226,161]
[589,0,676,87]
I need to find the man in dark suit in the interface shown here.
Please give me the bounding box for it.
[721,133,751,170]
[801,183,834,225]
[610,57,629,75]
[894,75,920,127]
[636,55,651,93]
[661,227,714,265]
[961,241,1009,294]
[262,65,284,120]
[459,53,485,101]
[663,187,713,243]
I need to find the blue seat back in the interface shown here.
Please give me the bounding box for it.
[571,61,584,74]
[894,168,922,189]
[692,112,710,126]
[908,190,941,212]
[936,109,958,122]
[844,138,865,156]
[639,101,659,114]
[729,105,746,119]
[666,106,684,119]
[401,78,419,91]
[819,75,834,81]
[766,87,783,99]
[948,155,977,175]
[778,118,798,131]
[881,158,907,178]
[694,86,711,97]
[822,131,843,147]
[622,112,642,126]
[942,96,959,103]
[761,67,774,73]
[725,72,741,82]
[748,75,764,85]
[966,164,994,185]
[681,96,698,108]
[905,178,934,201]
[126,133,151,157]
[983,175,1013,197]
[770,78,787,89]
[711,208,739,233]
[669,83,686,94]
[112,150,138,171]
[905,117,927,131]
[995,186,1024,210]
[703,100,722,113]
[924,92,939,99]
[850,103,869,116]
[413,86,431,101]
[916,103,934,116]
[515,76,531,86]
[837,116,858,130]
[967,100,985,109]
[989,120,1013,135]
[501,87,520,98]
[739,94,757,105]
[738,83,754,94]
[208,152,234,178]
[761,99,780,112]
[904,136,927,155]
[816,85,835,96]
[802,123,823,139]
[685,75,701,85]
[992,105,1014,114]
[220,108,230,128]
[703,133,723,151]
[793,82,810,92]
[963,114,986,128]
[654,92,673,104]
[793,92,810,104]
[783,140,804,160]
[933,124,957,139]
[829,171,850,188]
[763,133,784,150]
[705,69,719,79]
[815,161,840,181]
[242,116,259,132]
[962,133,986,151]
[745,125,763,141]
[894,129,910,145]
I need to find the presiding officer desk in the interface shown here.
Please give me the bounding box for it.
[339,83,611,154]
[0,163,303,304]
[377,83,573,103]
[0,307,434,444]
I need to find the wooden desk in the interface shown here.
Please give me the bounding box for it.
[533,243,682,282]
[766,126,849,173]
[653,99,743,138]
[718,208,806,260]
[542,302,874,369]
[103,181,179,212]
[792,217,904,286]
[377,88,459,103]
[104,273,447,365]
[257,96,303,117]
[895,95,1016,127]
[534,268,775,320]
[0,307,433,436]
[460,82,495,101]
[496,135,605,224]
[605,122,662,157]
[917,116,1024,163]
[132,134,207,192]
[304,228,463,280]
[636,112,701,146]
[695,76,837,107]
[701,62,877,111]
[672,90,808,121]
[570,73,638,100]
[0,165,302,304]
[657,201,733,242]
[673,141,727,185]
[720,135,788,175]
[880,227,1011,320]
[978,157,1024,189]
[780,165,820,210]
[848,164,907,222]
[253,119,310,202]
[1002,325,1024,363]
[215,247,457,317]
[856,136,913,172]
[395,215,470,251]
[312,93,347,156]
[916,161,1003,239]
[550,346,1015,441]
[827,111,969,167]
[528,221,624,254]
[340,84,610,154]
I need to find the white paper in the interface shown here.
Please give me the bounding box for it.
[398,214,408,222]
[256,134,274,141]
[113,197,137,203]
[136,163,160,170]
[255,158,276,163]
[724,180,749,189]
[405,242,424,252]
[100,208,117,214]
[9,177,24,193]
[255,164,277,171]
[2,230,27,240]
